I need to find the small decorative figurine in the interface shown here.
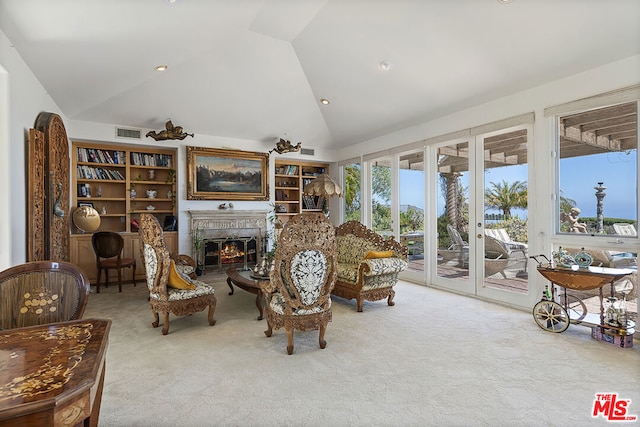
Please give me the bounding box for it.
[269,138,302,154]
[146,120,194,141]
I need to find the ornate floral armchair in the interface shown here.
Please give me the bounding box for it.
[334,221,408,312]
[260,213,337,355]
[138,214,217,335]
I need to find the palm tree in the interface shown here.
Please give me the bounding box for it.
[484,180,527,219]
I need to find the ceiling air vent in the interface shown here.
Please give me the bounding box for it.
[300,147,315,156]
[115,127,142,139]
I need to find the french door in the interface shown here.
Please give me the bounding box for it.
[430,125,533,308]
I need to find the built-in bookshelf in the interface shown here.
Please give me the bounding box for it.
[72,141,176,234]
[274,160,329,222]
[70,141,177,283]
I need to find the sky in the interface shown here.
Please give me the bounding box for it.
[400,150,637,222]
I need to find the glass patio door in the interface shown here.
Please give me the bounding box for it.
[477,126,531,304]
[431,126,532,307]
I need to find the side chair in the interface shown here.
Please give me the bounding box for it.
[260,212,337,355]
[92,231,137,293]
[0,261,90,330]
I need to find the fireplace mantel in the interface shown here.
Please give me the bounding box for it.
[187,209,269,239]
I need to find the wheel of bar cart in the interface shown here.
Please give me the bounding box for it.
[558,293,587,321]
[533,300,570,333]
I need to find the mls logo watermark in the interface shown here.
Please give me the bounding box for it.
[592,393,637,422]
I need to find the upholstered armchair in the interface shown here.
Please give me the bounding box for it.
[260,213,337,355]
[0,261,90,330]
[138,214,217,335]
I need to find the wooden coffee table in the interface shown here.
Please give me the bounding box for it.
[225,267,269,320]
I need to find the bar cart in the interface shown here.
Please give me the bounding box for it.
[530,255,635,348]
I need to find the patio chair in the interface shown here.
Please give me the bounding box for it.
[484,235,524,278]
[613,223,637,237]
[446,224,469,267]
[484,228,528,255]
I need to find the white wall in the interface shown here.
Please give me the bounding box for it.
[0,28,64,269]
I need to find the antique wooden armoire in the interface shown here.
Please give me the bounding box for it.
[28,112,70,261]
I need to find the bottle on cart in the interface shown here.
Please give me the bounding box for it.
[616,293,628,329]
[604,296,619,327]
[541,284,551,301]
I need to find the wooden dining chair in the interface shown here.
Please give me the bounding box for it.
[0,261,90,330]
[92,231,137,293]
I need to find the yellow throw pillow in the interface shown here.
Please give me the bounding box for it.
[168,260,197,290]
[364,250,393,259]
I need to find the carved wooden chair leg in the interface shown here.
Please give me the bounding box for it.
[207,304,216,326]
[152,311,160,328]
[117,268,123,292]
[264,323,273,337]
[319,324,327,349]
[161,312,170,335]
[357,297,364,312]
[286,329,294,355]
[387,290,396,306]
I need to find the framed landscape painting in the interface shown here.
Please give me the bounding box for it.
[186,146,269,200]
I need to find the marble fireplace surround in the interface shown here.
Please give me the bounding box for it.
[187,209,269,258]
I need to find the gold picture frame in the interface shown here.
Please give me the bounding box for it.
[186,146,269,200]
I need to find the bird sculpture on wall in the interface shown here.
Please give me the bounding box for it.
[146,120,194,141]
[269,138,302,154]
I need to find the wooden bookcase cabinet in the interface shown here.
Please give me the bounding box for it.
[70,141,177,283]
[274,160,329,223]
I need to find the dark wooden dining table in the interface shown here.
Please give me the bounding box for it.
[0,318,111,426]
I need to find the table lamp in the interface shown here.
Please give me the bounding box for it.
[302,173,343,216]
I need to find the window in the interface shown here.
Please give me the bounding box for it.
[342,162,361,222]
[557,102,637,236]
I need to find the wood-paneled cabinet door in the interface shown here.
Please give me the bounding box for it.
[128,235,147,282]
[69,234,98,283]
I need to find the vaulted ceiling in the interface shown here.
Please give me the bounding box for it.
[1,0,639,150]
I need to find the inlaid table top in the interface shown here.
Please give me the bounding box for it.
[0,318,111,426]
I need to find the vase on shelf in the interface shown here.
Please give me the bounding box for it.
[130,188,136,199]
[146,189,157,199]
[148,169,155,180]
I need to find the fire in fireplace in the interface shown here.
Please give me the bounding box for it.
[204,237,257,270]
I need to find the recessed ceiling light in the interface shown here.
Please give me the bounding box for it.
[154,65,168,71]
[497,0,512,3]
[320,98,330,105]
[379,61,393,72]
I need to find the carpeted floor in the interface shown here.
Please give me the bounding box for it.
[84,271,640,426]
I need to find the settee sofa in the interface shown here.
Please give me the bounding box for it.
[334,221,408,311]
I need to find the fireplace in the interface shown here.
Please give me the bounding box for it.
[204,237,257,270]
[188,210,268,271]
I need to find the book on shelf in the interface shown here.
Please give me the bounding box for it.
[285,165,298,175]
[130,152,173,168]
